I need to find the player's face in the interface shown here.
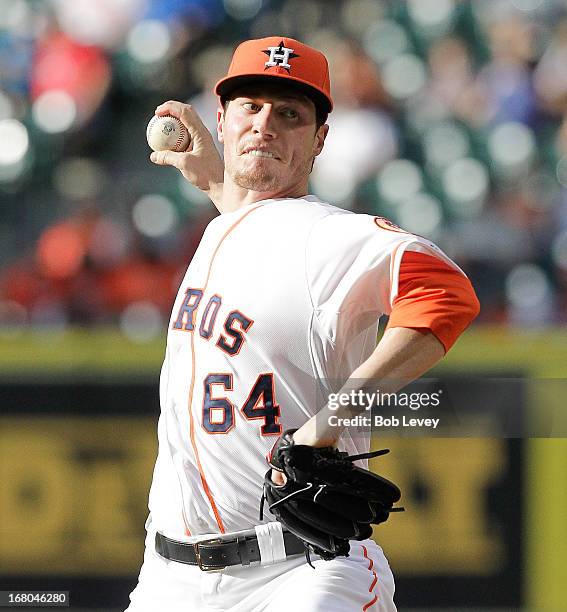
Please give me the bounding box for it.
[217,84,328,194]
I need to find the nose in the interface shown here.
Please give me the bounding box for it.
[252,104,277,139]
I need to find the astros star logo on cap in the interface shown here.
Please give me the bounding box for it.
[263,41,299,72]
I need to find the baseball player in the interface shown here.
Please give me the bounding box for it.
[126,37,479,611]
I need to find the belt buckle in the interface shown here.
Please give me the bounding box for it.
[193,538,229,572]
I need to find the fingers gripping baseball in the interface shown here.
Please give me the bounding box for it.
[149,100,224,198]
[155,101,206,148]
[150,150,185,168]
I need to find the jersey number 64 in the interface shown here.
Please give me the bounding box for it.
[202,373,281,436]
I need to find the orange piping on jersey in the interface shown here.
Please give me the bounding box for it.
[361,544,379,610]
[368,573,378,592]
[187,204,265,534]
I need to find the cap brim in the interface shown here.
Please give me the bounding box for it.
[215,74,332,114]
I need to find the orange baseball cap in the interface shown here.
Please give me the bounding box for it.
[215,36,333,114]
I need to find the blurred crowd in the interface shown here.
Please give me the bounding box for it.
[1,0,567,341]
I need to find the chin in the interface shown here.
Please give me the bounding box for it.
[233,170,282,192]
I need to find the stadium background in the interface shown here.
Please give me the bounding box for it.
[0,0,566,610]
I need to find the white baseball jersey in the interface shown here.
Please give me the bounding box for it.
[146,196,455,539]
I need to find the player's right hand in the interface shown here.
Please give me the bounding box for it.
[150,101,224,210]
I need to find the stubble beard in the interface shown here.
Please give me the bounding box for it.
[228,155,312,193]
[232,166,281,192]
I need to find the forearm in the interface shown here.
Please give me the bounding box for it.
[338,326,445,406]
[293,327,445,446]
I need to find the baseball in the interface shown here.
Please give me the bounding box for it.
[146,114,190,152]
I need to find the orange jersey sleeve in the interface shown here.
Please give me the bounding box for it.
[386,251,480,352]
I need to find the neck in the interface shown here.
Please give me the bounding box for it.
[220,173,310,213]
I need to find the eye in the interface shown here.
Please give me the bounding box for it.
[242,102,260,112]
[281,107,299,119]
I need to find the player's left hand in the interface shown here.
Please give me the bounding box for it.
[270,409,340,486]
[292,408,341,447]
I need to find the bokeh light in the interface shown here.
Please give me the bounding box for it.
[382,54,427,100]
[363,19,410,65]
[53,0,145,49]
[223,0,263,21]
[505,262,554,326]
[397,192,443,237]
[341,0,385,38]
[511,0,544,11]
[132,194,177,238]
[53,158,108,201]
[424,121,471,170]
[555,157,567,188]
[378,159,423,203]
[310,165,357,208]
[0,119,29,165]
[443,158,489,216]
[488,122,535,177]
[407,0,454,35]
[32,90,77,133]
[505,263,550,309]
[0,0,30,32]
[126,19,171,64]
[0,159,26,183]
[36,224,85,280]
[120,301,163,343]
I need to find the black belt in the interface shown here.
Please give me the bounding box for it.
[155,530,305,571]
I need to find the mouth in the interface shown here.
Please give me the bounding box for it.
[241,148,280,160]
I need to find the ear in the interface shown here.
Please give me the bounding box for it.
[217,107,225,144]
[312,123,329,158]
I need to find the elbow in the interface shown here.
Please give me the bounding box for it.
[437,286,481,353]
[464,286,481,326]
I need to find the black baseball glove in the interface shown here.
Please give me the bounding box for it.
[260,429,403,562]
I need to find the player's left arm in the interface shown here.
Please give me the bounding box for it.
[292,250,480,448]
[290,327,445,449]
